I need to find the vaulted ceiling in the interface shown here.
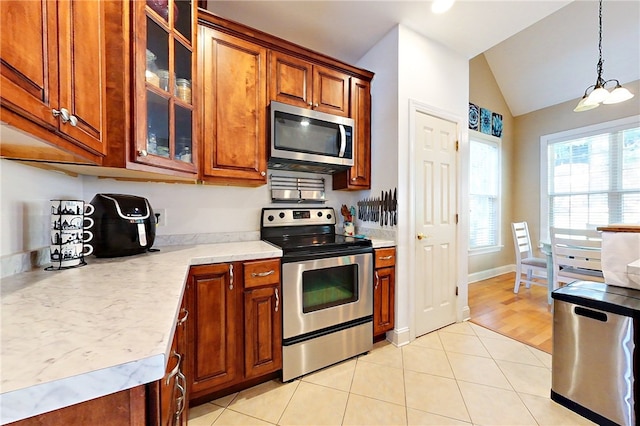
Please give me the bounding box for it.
[206,0,640,116]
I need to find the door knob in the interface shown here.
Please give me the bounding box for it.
[417,233,430,240]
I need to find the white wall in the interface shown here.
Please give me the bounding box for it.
[0,159,359,260]
[356,25,470,345]
[0,160,84,256]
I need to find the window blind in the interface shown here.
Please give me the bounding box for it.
[547,125,640,228]
[469,136,500,249]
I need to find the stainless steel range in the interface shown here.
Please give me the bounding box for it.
[261,207,373,381]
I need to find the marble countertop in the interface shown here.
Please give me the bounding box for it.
[0,241,281,424]
[370,238,396,248]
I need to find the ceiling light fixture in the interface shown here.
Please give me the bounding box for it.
[574,0,634,112]
[431,0,455,14]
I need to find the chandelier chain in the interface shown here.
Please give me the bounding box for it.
[596,0,604,86]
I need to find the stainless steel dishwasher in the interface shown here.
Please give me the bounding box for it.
[551,281,640,426]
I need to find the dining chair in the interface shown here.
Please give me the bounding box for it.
[549,227,604,290]
[511,222,547,294]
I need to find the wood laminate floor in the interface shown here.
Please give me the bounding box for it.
[468,272,553,354]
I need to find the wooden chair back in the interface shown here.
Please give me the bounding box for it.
[550,227,604,287]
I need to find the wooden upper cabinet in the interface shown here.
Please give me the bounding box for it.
[270,51,350,117]
[333,77,371,190]
[198,26,268,186]
[0,0,106,160]
[130,0,198,175]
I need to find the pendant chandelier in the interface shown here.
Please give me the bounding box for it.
[574,0,634,112]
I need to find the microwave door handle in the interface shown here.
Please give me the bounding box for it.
[338,125,346,158]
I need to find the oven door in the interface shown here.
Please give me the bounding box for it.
[281,250,373,340]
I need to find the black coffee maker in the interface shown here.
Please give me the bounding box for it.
[88,193,156,257]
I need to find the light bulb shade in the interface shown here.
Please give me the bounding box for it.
[574,96,600,112]
[432,0,455,14]
[584,87,610,105]
[603,86,635,104]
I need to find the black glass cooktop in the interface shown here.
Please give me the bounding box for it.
[263,233,371,253]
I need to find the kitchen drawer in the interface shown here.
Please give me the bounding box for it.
[244,259,281,289]
[375,248,396,269]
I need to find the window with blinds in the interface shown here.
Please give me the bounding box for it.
[545,119,640,231]
[469,131,501,251]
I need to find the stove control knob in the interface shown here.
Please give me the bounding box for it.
[317,211,323,217]
[267,215,274,222]
[327,214,332,220]
[279,212,285,219]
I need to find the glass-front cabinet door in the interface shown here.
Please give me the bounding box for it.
[135,0,197,173]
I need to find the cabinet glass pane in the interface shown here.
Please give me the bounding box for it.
[146,17,169,91]
[175,0,192,42]
[175,105,192,163]
[174,40,192,104]
[146,0,171,24]
[147,91,170,157]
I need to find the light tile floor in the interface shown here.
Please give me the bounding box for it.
[188,322,595,426]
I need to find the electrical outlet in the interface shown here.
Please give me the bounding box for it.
[155,208,167,227]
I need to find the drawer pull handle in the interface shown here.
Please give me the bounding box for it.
[165,351,181,385]
[275,288,279,312]
[177,308,188,326]
[378,255,393,260]
[251,270,275,278]
[229,264,234,290]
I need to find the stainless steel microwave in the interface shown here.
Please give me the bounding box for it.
[269,101,354,174]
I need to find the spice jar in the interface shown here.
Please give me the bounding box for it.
[157,69,170,92]
[176,78,191,103]
[145,50,159,87]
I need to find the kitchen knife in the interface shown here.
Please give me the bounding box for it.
[393,188,397,225]
[384,191,388,226]
[380,192,383,226]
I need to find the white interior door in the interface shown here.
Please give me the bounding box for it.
[414,110,458,337]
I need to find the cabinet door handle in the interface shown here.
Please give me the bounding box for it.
[52,108,77,126]
[137,149,148,157]
[251,270,274,278]
[313,103,319,107]
[229,264,234,290]
[260,171,266,177]
[177,308,188,326]
[307,102,313,106]
[165,351,181,385]
[378,255,393,260]
[175,371,186,422]
[274,287,279,312]
[375,271,379,289]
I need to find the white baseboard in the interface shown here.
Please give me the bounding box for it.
[468,265,515,284]
[386,327,410,347]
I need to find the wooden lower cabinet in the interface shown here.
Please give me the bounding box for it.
[187,263,240,399]
[187,259,282,402]
[7,386,147,426]
[373,247,396,338]
[148,296,189,426]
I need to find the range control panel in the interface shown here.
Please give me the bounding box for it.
[261,208,336,227]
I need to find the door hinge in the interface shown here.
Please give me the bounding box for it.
[455,214,459,224]
[455,286,459,296]
[455,140,459,151]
